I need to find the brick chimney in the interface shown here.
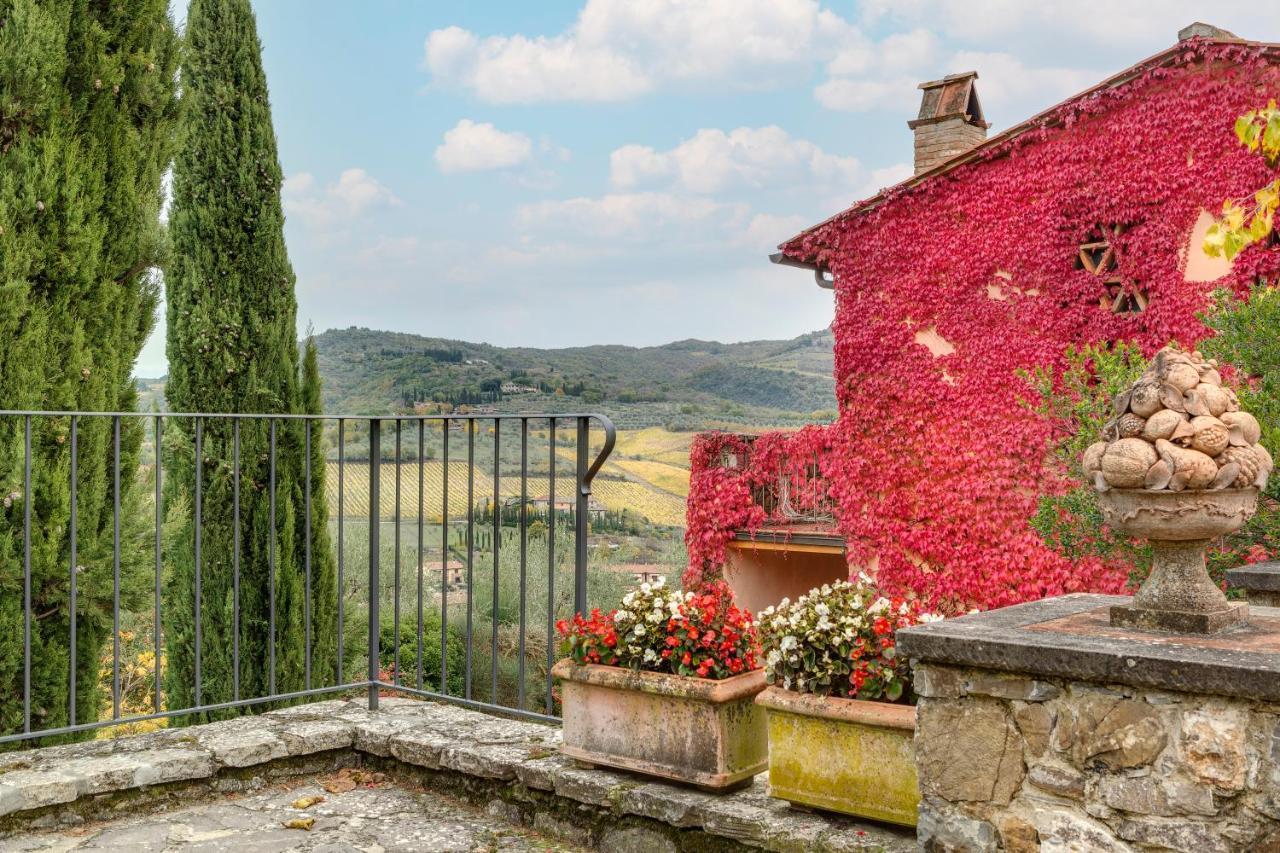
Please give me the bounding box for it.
[908,71,988,175]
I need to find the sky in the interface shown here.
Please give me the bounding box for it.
[137,1,1280,375]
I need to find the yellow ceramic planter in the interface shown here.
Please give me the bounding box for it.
[552,659,767,790]
[756,686,919,826]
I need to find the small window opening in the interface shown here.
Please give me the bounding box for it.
[1076,224,1147,315]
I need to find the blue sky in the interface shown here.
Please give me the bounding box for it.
[137,1,1280,375]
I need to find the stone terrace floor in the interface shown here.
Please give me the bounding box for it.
[0,697,914,852]
[0,772,585,852]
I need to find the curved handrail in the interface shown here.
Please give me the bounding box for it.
[580,414,616,493]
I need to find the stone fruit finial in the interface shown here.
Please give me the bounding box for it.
[1083,344,1272,493]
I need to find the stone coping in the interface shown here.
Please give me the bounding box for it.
[1227,560,1280,591]
[0,696,913,852]
[897,592,1280,703]
[551,659,766,702]
[755,687,916,731]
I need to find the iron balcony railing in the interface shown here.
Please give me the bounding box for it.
[0,410,615,745]
[712,434,836,526]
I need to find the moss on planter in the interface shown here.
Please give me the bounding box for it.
[758,687,919,827]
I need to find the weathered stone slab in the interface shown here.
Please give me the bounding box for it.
[277,718,353,756]
[0,695,915,852]
[0,771,78,817]
[898,594,1280,702]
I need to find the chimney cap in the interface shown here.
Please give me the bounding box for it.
[908,71,988,130]
[1178,22,1238,41]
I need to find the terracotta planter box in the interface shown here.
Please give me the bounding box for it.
[756,686,919,826]
[551,659,767,790]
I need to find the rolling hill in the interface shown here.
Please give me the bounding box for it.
[310,326,836,422]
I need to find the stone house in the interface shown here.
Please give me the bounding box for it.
[688,24,1280,613]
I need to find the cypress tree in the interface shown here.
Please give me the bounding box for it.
[301,335,338,680]
[165,0,336,717]
[0,0,179,738]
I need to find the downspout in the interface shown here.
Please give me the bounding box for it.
[769,252,835,289]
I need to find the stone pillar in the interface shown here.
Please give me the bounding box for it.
[1227,561,1280,608]
[898,594,1280,852]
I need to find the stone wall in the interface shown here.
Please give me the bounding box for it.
[914,662,1280,852]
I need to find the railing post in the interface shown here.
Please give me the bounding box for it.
[368,419,381,711]
[574,416,589,616]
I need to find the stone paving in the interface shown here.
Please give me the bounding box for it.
[0,698,914,852]
[0,771,584,852]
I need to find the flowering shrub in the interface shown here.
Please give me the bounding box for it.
[758,579,940,704]
[687,41,1280,613]
[557,578,759,679]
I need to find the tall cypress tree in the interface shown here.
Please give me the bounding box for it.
[0,0,179,738]
[165,0,336,716]
[301,334,337,679]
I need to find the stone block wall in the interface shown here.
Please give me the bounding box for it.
[913,662,1280,852]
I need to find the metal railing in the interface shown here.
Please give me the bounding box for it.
[0,410,615,745]
[707,433,836,526]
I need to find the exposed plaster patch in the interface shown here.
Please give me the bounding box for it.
[1183,209,1234,283]
[914,326,956,358]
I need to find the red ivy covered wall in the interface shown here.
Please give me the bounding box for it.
[686,41,1280,613]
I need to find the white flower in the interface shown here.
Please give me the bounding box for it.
[653,576,666,588]
[919,612,945,623]
[640,582,651,594]
[632,624,646,637]
[780,635,798,652]
[622,593,635,607]
[643,648,658,663]
[868,597,890,616]
[766,650,781,667]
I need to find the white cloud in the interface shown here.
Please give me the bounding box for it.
[424,24,650,103]
[737,213,809,250]
[284,168,400,230]
[815,77,915,112]
[435,119,534,174]
[948,51,1099,115]
[609,126,862,195]
[816,34,1102,123]
[355,235,423,265]
[610,144,674,189]
[423,0,855,103]
[421,1,1176,134]
[827,28,939,77]
[857,1,1277,47]
[516,192,744,240]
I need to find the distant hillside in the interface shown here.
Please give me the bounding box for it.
[311,327,836,424]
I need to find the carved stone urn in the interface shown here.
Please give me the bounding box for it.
[1097,487,1258,633]
[1086,344,1272,634]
